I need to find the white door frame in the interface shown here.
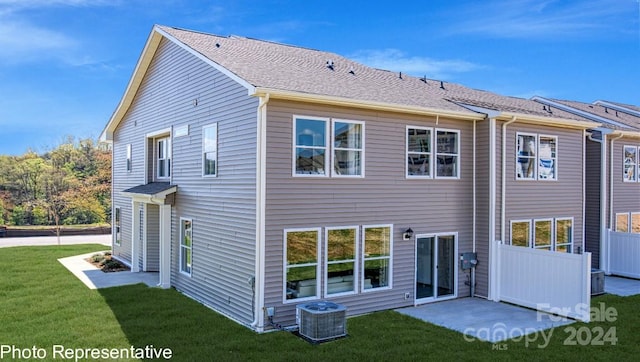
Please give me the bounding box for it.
[414,232,458,304]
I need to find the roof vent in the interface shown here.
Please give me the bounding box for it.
[440,81,445,90]
[399,71,403,79]
[421,75,428,84]
[326,60,334,70]
[215,43,220,48]
[348,66,355,75]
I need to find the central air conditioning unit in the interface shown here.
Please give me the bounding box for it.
[296,301,347,343]
[591,268,605,295]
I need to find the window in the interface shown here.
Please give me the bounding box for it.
[362,225,392,291]
[294,117,328,176]
[632,213,640,234]
[510,220,531,247]
[436,129,459,178]
[180,218,193,276]
[114,207,121,246]
[616,213,629,232]
[126,144,132,172]
[516,133,557,180]
[157,137,171,179]
[332,120,364,177]
[623,146,638,182]
[325,227,358,295]
[285,229,320,301]
[203,124,218,176]
[510,217,573,253]
[555,218,573,252]
[407,127,432,177]
[534,219,552,250]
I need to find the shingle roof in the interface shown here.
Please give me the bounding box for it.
[157,25,598,127]
[122,182,176,196]
[547,98,640,131]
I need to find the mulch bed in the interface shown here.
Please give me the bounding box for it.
[85,252,130,273]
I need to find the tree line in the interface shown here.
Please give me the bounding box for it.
[0,137,111,228]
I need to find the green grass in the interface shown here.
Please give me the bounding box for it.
[1,245,638,361]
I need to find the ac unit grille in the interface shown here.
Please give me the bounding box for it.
[297,302,347,342]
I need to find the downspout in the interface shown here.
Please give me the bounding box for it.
[607,132,623,274]
[252,94,269,331]
[471,119,476,297]
[500,116,517,244]
[488,117,497,300]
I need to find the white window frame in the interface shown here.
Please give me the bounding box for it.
[435,128,460,179]
[632,213,640,234]
[126,144,132,173]
[283,227,321,303]
[509,220,531,247]
[516,133,558,181]
[180,218,193,277]
[615,212,629,233]
[623,145,638,182]
[331,119,365,178]
[533,218,553,250]
[361,224,393,292]
[324,226,359,297]
[114,207,121,246]
[293,116,330,177]
[156,136,171,179]
[202,123,218,177]
[406,126,433,178]
[554,217,574,253]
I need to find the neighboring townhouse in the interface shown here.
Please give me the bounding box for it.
[533,98,640,277]
[100,25,599,331]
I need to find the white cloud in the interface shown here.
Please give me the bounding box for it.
[350,48,482,79]
[0,21,76,63]
[448,0,633,38]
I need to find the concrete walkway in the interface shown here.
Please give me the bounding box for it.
[58,252,159,289]
[0,234,111,248]
[605,275,640,296]
[396,298,574,344]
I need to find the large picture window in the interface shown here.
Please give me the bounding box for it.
[407,127,432,177]
[325,227,358,295]
[510,217,573,253]
[435,129,459,178]
[294,117,328,176]
[623,146,638,182]
[516,133,557,180]
[180,218,193,276]
[362,225,392,291]
[285,229,320,300]
[332,120,364,177]
[203,124,218,176]
[157,137,171,179]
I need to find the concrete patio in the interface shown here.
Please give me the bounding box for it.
[58,251,158,289]
[604,275,640,296]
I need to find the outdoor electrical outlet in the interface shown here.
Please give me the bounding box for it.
[404,292,411,300]
[266,307,275,317]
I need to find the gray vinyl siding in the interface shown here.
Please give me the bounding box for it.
[146,204,160,271]
[263,99,475,327]
[585,138,602,267]
[112,38,258,325]
[504,123,585,251]
[473,119,491,298]
[610,138,640,224]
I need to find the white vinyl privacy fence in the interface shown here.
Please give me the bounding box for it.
[497,244,591,322]
[608,231,640,279]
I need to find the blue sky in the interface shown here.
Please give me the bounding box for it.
[0,0,638,155]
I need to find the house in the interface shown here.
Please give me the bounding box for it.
[100,25,600,331]
[532,97,640,278]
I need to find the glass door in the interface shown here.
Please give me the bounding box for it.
[416,234,456,302]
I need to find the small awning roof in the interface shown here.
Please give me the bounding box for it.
[121,182,177,204]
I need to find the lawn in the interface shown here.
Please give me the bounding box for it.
[1,245,638,361]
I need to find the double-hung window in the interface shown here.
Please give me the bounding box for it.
[203,124,218,176]
[293,116,364,177]
[623,146,638,182]
[616,212,640,233]
[284,229,320,300]
[362,225,392,291]
[157,137,171,179]
[325,227,358,295]
[114,207,121,246]
[407,127,432,177]
[180,218,193,276]
[555,218,573,252]
[516,133,557,180]
[510,220,531,247]
[435,129,459,178]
